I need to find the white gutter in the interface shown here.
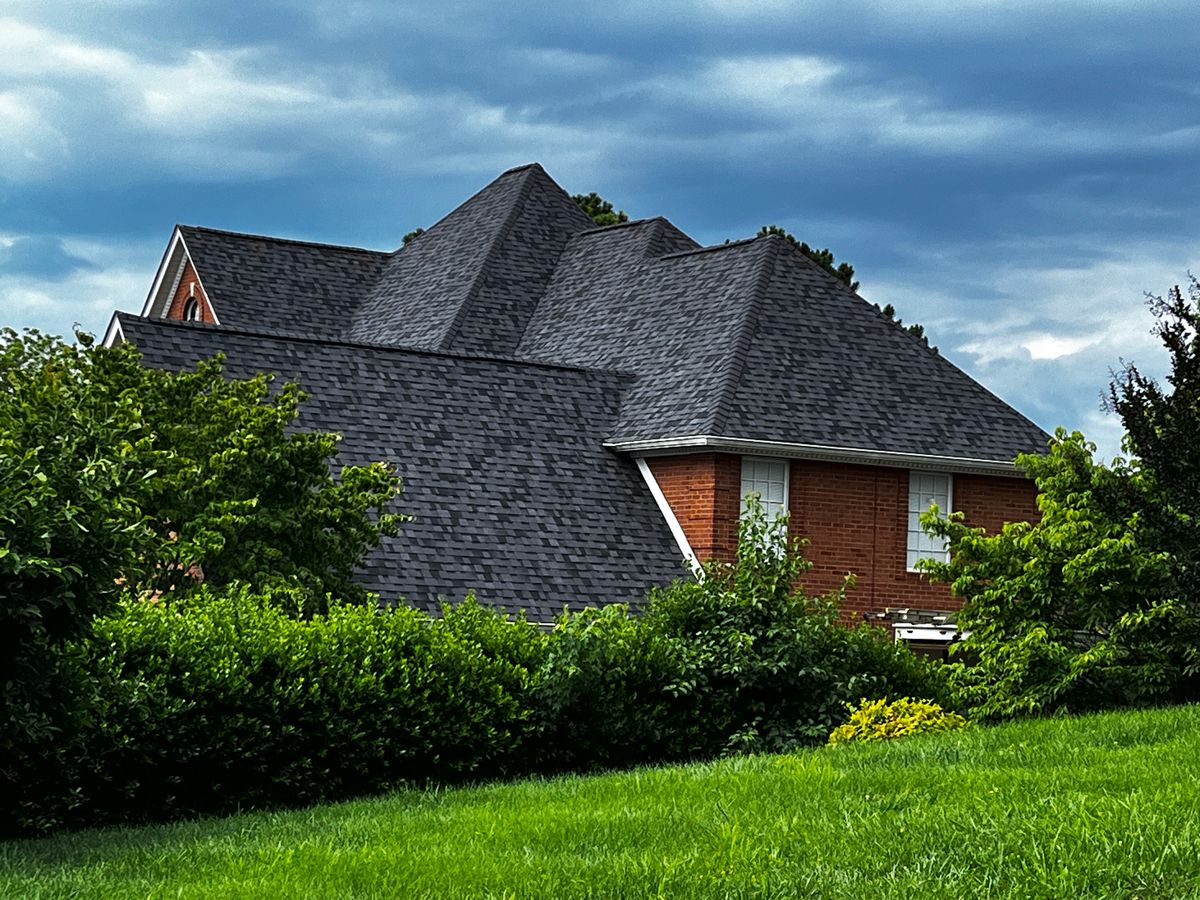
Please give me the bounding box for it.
[635,457,702,575]
[607,435,1024,477]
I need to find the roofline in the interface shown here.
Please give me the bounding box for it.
[101,312,125,348]
[603,435,1031,477]
[138,227,221,325]
[139,227,185,317]
[178,224,386,256]
[112,312,641,380]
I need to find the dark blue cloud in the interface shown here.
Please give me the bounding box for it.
[0,235,97,279]
[3,0,1198,456]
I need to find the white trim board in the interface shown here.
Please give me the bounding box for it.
[139,228,220,325]
[607,434,1026,477]
[635,457,702,575]
[101,314,125,349]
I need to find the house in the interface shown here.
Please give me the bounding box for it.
[103,163,1047,628]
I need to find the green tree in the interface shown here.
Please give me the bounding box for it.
[921,431,1187,719]
[126,354,405,606]
[572,192,629,227]
[1,328,405,756]
[876,302,936,352]
[1109,276,1200,605]
[756,224,859,291]
[0,329,160,753]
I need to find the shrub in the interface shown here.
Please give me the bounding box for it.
[922,432,1184,719]
[828,697,968,746]
[14,587,545,832]
[531,605,694,770]
[645,498,951,755]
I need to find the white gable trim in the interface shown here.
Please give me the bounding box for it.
[635,457,702,575]
[139,228,220,324]
[101,313,125,348]
[141,228,186,318]
[609,435,1026,477]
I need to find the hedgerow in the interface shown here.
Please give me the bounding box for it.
[4,504,947,836]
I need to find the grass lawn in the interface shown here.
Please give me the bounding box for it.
[4,704,1200,899]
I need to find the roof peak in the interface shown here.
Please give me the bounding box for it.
[499,161,547,176]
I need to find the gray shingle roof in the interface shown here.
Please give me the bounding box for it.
[165,163,1047,463]
[119,162,1050,610]
[116,313,688,619]
[178,226,386,338]
[349,163,595,352]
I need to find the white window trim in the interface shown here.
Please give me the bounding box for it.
[740,456,790,547]
[906,471,953,572]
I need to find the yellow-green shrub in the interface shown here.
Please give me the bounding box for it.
[827,697,967,746]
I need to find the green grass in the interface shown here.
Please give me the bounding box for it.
[5,705,1200,899]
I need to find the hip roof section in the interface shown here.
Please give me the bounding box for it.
[136,162,1049,465]
[116,313,687,617]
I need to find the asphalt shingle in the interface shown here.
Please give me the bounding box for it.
[117,313,688,619]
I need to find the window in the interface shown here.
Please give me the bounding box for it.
[741,456,789,540]
[183,298,200,322]
[907,471,952,570]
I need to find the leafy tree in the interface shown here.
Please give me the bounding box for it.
[125,355,405,606]
[402,227,425,246]
[1,328,405,763]
[572,192,629,227]
[757,224,859,291]
[921,431,1188,719]
[1108,276,1200,605]
[1,329,160,753]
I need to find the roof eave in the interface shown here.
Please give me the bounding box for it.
[603,434,1028,477]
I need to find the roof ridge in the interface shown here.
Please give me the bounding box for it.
[179,225,386,256]
[499,161,544,175]
[706,235,783,434]
[396,163,552,257]
[577,216,671,236]
[116,312,643,380]
[437,166,540,351]
[661,236,760,260]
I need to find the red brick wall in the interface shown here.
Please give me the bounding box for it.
[164,259,215,323]
[648,453,1039,621]
[647,454,741,561]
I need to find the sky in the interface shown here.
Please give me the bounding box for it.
[2,0,1198,459]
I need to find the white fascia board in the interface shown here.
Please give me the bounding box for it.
[635,457,702,575]
[140,228,186,318]
[101,313,125,348]
[607,435,1024,478]
[138,228,221,325]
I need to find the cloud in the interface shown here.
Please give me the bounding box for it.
[864,242,1196,459]
[0,234,98,279]
[0,235,155,339]
[0,16,630,188]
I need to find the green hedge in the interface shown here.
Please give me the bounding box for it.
[7,588,545,833]
[6,510,950,835]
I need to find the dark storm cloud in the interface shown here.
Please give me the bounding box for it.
[2,0,1197,456]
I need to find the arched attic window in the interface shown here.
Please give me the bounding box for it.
[183,298,200,322]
